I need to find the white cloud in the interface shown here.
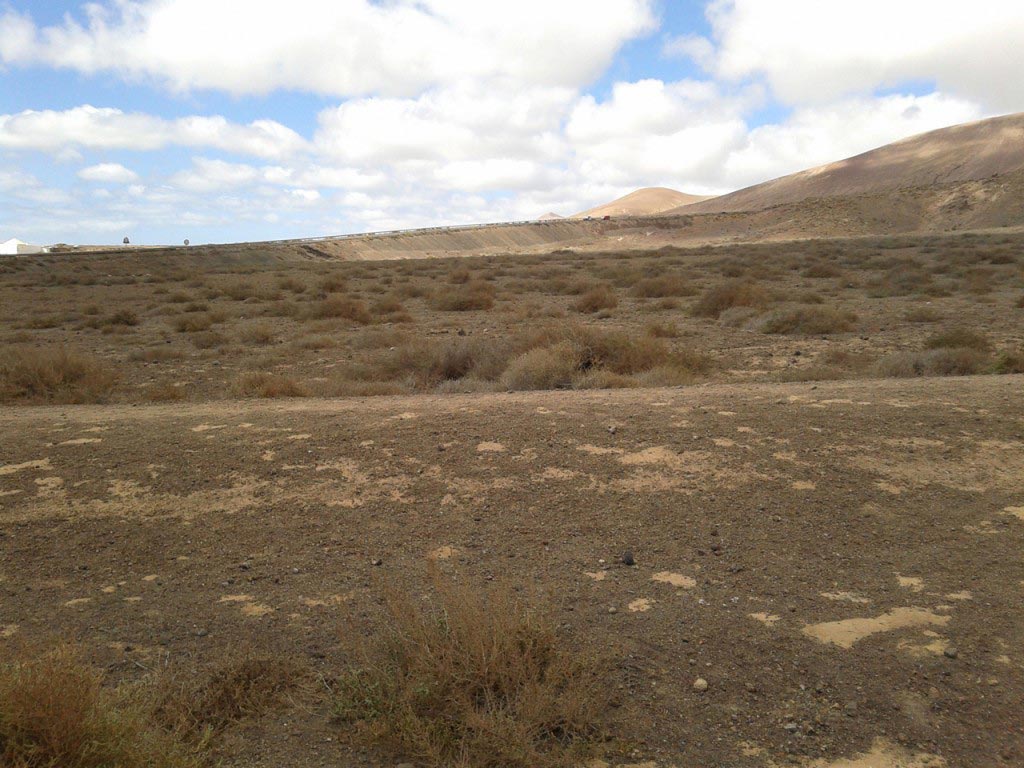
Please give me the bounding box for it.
[77,162,139,183]
[0,0,655,97]
[701,0,1024,110]
[0,106,307,159]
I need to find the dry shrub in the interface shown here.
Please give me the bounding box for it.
[448,267,472,284]
[756,306,856,335]
[803,263,843,278]
[237,324,276,345]
[105,309,139,327]
[155,653,305,737]
[334,572,606,768]
[924,327,991,352]
[904,307,943,323]
[500,343,577,390]
[173,314,215,333]
[144,383,187,402]
[309,295,372,324]
[629,274,695,298]
[993,350,1024,374]
[874,348,989,378]
[571,285,618,313]
[691,281,772,318]
[232,372,308,398]
[428,281,496,312]
[0,646,201,768]
[320,273,348,293]
[644,320,680,338]
[0,347,117,403]
[190,331,228,350]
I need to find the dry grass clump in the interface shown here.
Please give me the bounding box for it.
[874,348,989,378]
[571,285,618,313]
[1016,294,1024,308]
[308,295,372,324]
[629,274,695,298]
[102,309,139,327]
[0,646,201,768]
[237,324,276,345]
[428,280,496,312]
[691,281,772,318]
[993,350,1024,374]
[155,652,305,737]
[0,346,117,404]
[904,306,943,323]
[232,372,308,398]
[756,306,857,335]
[173,314,217,333]
[803,263,843,278]
[128,346,185,363]
[334,573,606,768]
[924,327,992,352]
[644,320,680,338]
[144,383,188,402]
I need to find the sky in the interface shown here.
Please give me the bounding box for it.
[1,1,1023,245]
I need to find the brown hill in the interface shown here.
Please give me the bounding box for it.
[676,112,1024,215]
[575,187,711,218]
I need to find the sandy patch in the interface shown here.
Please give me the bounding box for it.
[577,444,623,456]
[0,490,24,498]
[35,476,65,497]
[897,575,925,592]
[0,458,53,476]
[749,612,781,626]
[876,482,904,495]
[821,591,871,604]
[802,607,950,649]
[102,586,117,594]
[219,594,255,604]
[652,572,696,589]
[58,438,103,446]
[64,598,93,607]
[241,603,274,617]
[428,545,457,560]
[628,598,654,613]
[712,438,735,448]
[190,424,226,433]
[143,574,160,582]
[792,480,817,490]
[619,446,685,468]
[899,631,951,658]
[584,571,607,582]
[539,467,578,480]
[945,591,972,601]
[1,625,19,638]
[1004,506,1024,520]
[477,442,506,453]
[806,737,945,767]
[287,433,312,441]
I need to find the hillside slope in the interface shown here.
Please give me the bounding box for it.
[576,187,712,218]
[676,112,1024,215]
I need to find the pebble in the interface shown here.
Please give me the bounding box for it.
[944,647,959,659]
[622,551,635,566]
[693,678,709,692]
[371,559,383,567]
[608,607,618,615]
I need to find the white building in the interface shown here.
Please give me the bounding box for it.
[0,238,47,256]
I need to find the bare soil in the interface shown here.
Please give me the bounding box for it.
[2,375,1023,767]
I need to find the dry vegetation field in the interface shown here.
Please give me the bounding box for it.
[1,231,1024,768]
[1,230,1023,406]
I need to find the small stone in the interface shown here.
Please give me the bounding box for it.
[693,678,709,692]
[608,607,618,615]
[944,647,959,659]
[371,559,383,567]
[608,425,617,435]
[784,722,799,732]
[621,551,635,566]
[194,629,208,638]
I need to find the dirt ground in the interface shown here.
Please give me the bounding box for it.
[2,374,1023,767]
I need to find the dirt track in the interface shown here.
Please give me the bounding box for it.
[2,375,1023,767]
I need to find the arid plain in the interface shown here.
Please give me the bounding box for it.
[2,115,1024,768]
